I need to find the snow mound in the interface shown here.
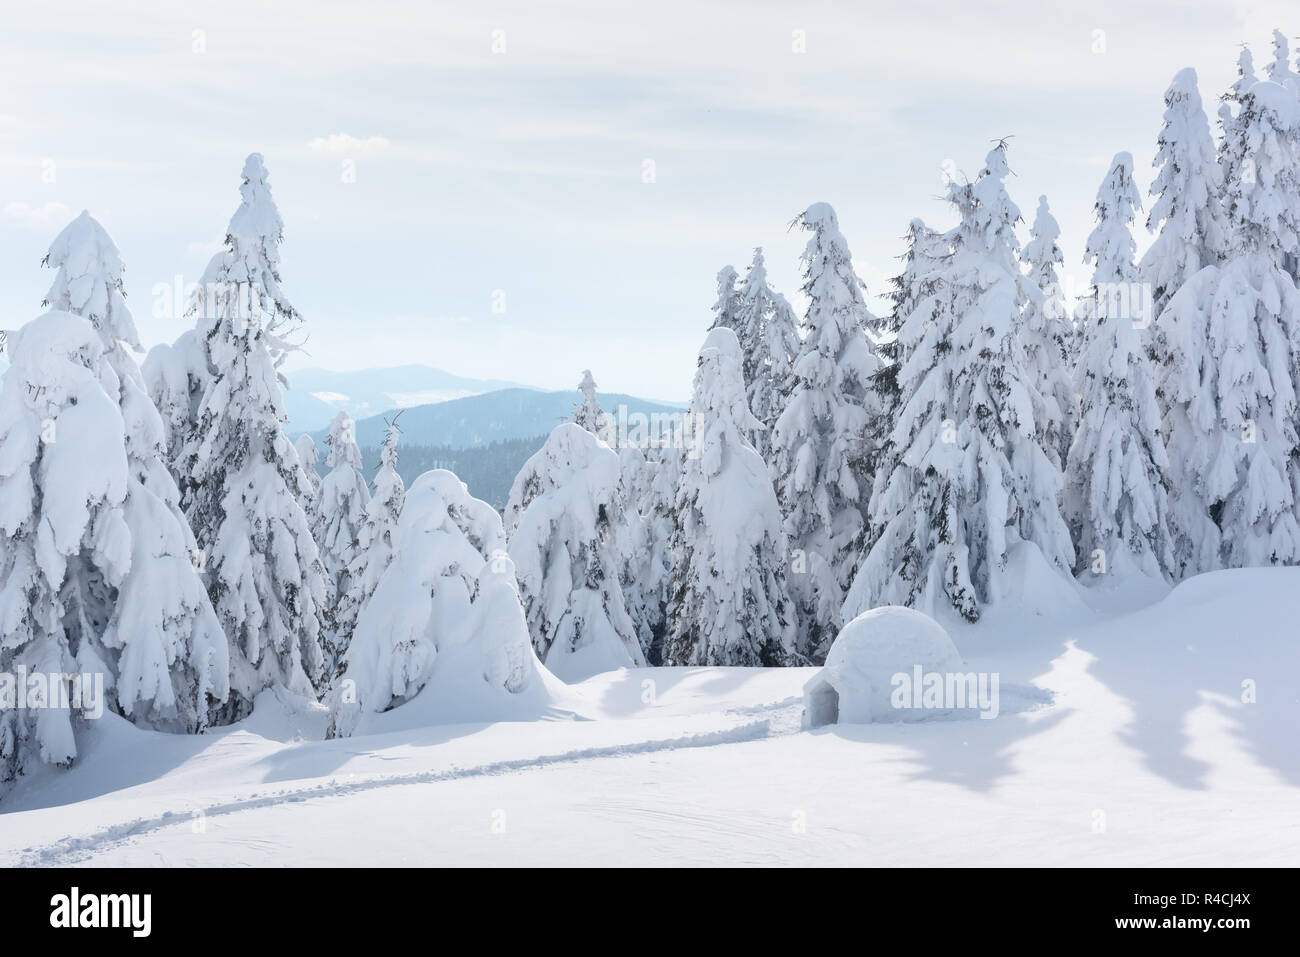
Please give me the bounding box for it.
[802,606,964,727]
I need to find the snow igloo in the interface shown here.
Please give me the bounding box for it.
[802,606,964,728]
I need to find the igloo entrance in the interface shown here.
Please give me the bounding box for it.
[804,679,840,728]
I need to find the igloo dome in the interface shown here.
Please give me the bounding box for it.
[802,606,965,727]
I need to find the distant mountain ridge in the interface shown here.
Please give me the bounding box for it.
[283,364,531,432]
[318,387,686,450]
[303,387,687,506]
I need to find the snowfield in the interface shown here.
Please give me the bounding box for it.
[2,567,1297,867]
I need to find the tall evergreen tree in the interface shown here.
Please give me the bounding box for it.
[294,433,322,524]
[314,412,370,673]
[845,144,1073,623]
[664,329,797,666]
[174,154,327,719]
[612,443,666,663]
[707,265,741,331]
[856,219,950,576]
[1217,45,1259,193]
[33,212,229,730]
[1161,80,1300,573]
[1141,68,1229,345]
[770,202,882,659]
[0,313,229,790]
[336,418,405,672]
[732,248,800,455]
[572,369,605,437]
[1020,196,1076,470]
[1266,29,1300,94]
[1066,154,1174,580]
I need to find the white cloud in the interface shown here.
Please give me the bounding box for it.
[3,201,73,231]
[308,133,391,154]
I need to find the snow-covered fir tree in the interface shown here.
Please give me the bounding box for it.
[1217,46,1259,192]
[764,293,801,414]
[1079,153,1145,331]
[504,422,646,681]
[172,153,327,720]
[869,220,949,468]
[635,434,683,665]
[0,313,229,790]
[707,264,741,331]
[1020,196,1076,470]
[612,443,666,663]
[1266,29,1300,94]
[314,412,370,673]
[335,471,540,734]
[34,212,229,730]
[1264,31,1300,282]
[844,143,1074,623]
[335,418,405,672]
[294,433,322,524]
[143,329,209,461]
[572,369,605,436]
[1065,153,1174,581]
[1161,80,1300,573]
[664,328,797,666]
[770,202,883,659]
[1141,68,1229,334]
[731,248,800,455]
[857,219,951,577]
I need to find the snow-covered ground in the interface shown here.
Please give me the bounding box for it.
[3,568,1298,867]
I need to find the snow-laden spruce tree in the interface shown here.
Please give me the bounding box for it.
[770,202,883,659]
[294,433,322,523]
[1141,66,1229,362]
[0,313,230,789]
[1266,29,1300,94]
[1264,31,1300,283]
[664,328,797,666]
[1065,153,1174,581]
[844,143,1074,623]
[504,422,646,680]
[1020,196,1076,470]
[335,419,405,671]
[334,471,540,733]
[1217,46,1259,192]
[174,153,327,720]
[143,330,209,463]
[869,220,949,461]
[764,293,801,406]
[634,434,683,665]
[860,219,951,569]
[314,412,370,672]
[612,443,666,663]
[707,264,741,331]
[572,369,606,437]
[1160,80,1300,573]
[37,212,229,731]
[731,248,800,456]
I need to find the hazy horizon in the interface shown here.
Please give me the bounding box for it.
[3,0,1295,399]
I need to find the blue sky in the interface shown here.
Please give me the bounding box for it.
[1,0,1294,400]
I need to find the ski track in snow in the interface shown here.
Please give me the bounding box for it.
[17,706,807,867]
